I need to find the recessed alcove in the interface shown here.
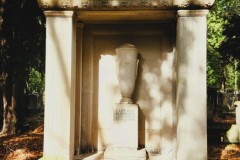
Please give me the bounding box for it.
[74,19,177,159]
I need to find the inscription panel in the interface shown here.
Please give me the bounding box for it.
[113,104,138,149]
[115,108,136,121]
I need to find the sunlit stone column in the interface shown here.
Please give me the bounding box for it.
[176,10,208,160]
[41,11,76,160]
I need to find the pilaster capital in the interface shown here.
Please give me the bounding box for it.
[177,10,209,17]
[44,11,75,17]
[38,0,77,9]
[44,11,79,23]
[173,0,215,9]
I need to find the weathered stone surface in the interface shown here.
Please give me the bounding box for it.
[104,148,147,160]
[113,104,138,149]
[37,0,74,9]
[37,0,215,9]
[173,0,215,8]
[226,125,239,143]
[176,9,208,160]
[41,11,76,160]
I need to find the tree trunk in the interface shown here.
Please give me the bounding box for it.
[0,87,3,127]
[234,60,239,93]
[0,72,16,135]
[221,68,227,92]
[15,78,25,131]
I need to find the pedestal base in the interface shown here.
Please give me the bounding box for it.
[104,148,147,160]
[113,104,138,148]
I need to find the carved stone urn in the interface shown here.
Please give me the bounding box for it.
[116,44,138,104]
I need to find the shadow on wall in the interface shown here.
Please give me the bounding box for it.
[92,23,177,156]
[132,37,176,155]
[75,20,208,159]
[176,16,208,159]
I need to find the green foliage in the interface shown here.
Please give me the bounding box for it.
[220,14,240,62]
[225,63,238,91]
[26,68,45,94]
[207,65,218,86]
[207,0,240,91]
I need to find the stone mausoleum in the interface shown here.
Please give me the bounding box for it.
[37,0,215,159]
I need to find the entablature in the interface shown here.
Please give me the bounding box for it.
[38,0,215,10]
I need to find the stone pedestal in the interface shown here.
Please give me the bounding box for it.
[113,104,138,149]
[104,148,146,160]
[104,104,147,160]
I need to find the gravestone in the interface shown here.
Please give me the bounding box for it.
[28,94,38,110]
[226,100,240,143]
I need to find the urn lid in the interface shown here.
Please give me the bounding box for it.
[117,43,137,50]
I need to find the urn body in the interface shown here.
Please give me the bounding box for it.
[116,44,138,103]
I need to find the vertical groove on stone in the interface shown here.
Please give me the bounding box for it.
[88,36,94,150]
[74,23,84,155]
[176,10,208,160]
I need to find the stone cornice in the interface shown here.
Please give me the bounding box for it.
[37,0,215,10]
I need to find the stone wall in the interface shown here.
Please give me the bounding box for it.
[76,23,176,155]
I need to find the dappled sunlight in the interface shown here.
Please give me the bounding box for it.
[220,144,240,159]
[135,53,175,155]
[78,24,176,157]
[98,55,120,106]
[176,13,208,160]
[0,111,44,160]
[98,54,120,150]
[160,101,173,136]
[143,71,161,105]
[6,149,39,160]
[98,55,119,126]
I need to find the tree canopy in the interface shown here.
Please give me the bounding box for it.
[207,0,240,91]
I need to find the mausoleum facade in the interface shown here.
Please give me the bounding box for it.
[37,0,215,159]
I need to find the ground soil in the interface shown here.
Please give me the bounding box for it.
[0,110,44,160]
[208,115,240,160]
[0,111,239,160]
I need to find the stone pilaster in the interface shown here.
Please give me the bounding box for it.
[74,22,84,155]
[176,10,209,160]
[40,11,76,160]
